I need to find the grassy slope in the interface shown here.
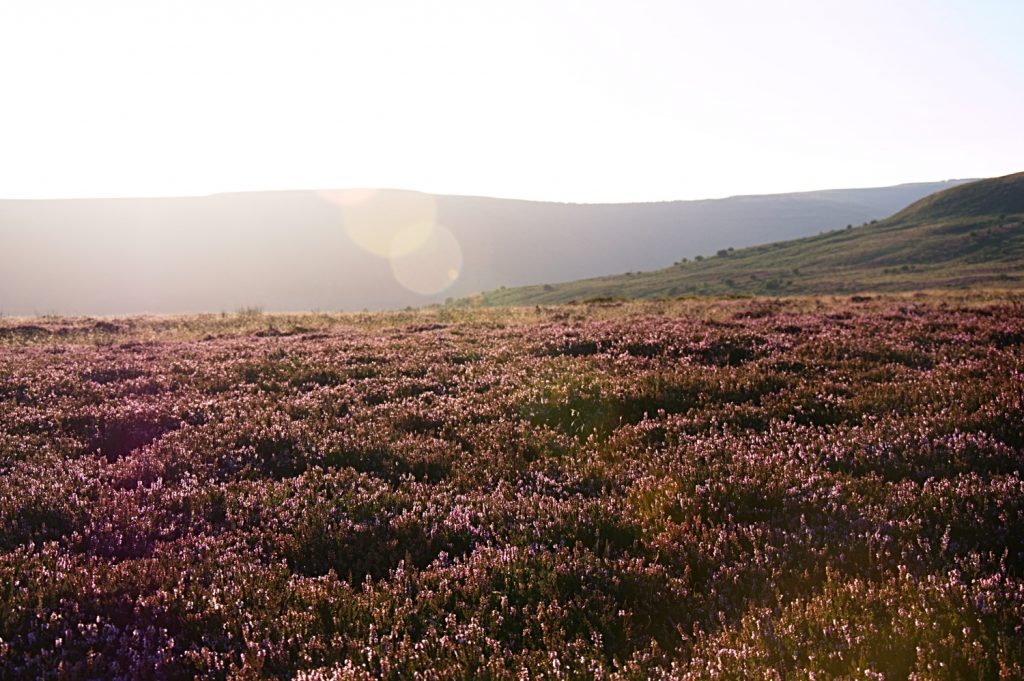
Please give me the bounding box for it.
[472,172,1024,305]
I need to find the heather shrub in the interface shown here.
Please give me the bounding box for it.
[0,297,1021,678]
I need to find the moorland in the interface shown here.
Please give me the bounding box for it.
[1,292,1022,678]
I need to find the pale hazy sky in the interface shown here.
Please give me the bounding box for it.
[1,0,1021,203]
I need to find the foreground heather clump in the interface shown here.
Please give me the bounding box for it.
[1,296,1022,679]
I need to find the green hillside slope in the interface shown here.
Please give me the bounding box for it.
[471,172,1024,305]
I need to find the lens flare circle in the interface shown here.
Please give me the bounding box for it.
[318,188,437,258]
[389,225,462,296]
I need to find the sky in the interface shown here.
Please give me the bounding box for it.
[0,0,1021,203]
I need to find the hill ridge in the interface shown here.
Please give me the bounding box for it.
[0,179,971,315]
[470,172,1024,305]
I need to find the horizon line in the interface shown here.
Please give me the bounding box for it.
[0,177,981,207]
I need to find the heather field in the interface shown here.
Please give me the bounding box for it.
[1,294,1023,679]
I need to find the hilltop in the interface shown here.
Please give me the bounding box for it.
[474,172,1024,305]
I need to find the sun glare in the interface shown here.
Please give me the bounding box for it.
[389,225,463,295]
[317,188,462,295]
[0,1,1021,202]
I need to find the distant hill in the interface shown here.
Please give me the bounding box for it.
[474,172,1024,305]
[0,180,971,315]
